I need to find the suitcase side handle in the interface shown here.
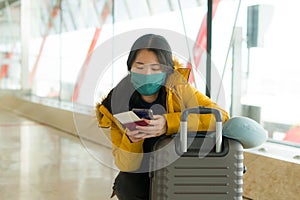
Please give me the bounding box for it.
[180,107,222,153]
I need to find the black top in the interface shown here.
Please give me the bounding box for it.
[129,87,167,172]
[129,87,167,154]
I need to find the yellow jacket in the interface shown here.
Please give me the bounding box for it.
[95,62,229,172]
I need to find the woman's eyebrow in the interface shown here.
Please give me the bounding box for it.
[135,61,144,65]
[135,61,160,66]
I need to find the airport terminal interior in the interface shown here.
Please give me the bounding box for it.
[1,0,300,199]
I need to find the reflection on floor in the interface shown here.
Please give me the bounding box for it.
[0,108,118,200]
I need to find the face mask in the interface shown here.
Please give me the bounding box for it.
[131,72,166,96]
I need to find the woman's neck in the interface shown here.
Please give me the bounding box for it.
[141,92,159,103]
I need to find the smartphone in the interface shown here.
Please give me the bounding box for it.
[132,108,154,120]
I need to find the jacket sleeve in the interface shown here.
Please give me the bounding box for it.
[110,122,144,172]
[96,104,144,171]
[165,84,229,135]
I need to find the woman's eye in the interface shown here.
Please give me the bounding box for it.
[136,66,144,70]
[133,63,162,71]
[150,64,162,71]
[151,68,161,71]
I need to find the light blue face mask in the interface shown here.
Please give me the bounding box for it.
[130,72,166,96]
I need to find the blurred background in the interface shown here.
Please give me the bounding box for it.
[1,0,300,146]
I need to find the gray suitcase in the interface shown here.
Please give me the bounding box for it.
[150,107,244,200]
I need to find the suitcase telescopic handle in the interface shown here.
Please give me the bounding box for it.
[180,107,223,153]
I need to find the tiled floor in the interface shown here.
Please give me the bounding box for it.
[0,108,118,200]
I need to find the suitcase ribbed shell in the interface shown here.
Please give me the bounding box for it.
[150,137,244,200]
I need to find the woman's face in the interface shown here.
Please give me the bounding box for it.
[129,49,167,100]
[130,49,163,74]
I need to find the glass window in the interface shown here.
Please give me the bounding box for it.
[0,2,21,89]
[234,0,300,146]
[1,0,299,146]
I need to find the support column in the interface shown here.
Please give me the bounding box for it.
[21,0,31,91]
[231,27,243,116]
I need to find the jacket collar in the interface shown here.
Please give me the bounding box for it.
[165,67,191,89]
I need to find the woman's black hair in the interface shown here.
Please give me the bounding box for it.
[127,34,174,74]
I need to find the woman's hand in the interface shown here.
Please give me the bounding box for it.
[136,115,167,139]
[125,115,167,142]
[125,129,145,143]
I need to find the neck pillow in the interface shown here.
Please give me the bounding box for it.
[222,117,268,149]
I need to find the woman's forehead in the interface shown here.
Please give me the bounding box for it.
[135,49,159,63]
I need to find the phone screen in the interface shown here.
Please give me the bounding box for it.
[132,109,154,120]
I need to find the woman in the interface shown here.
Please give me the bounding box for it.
[96,34,229,200]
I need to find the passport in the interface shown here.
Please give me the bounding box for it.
[113,111,149,130]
